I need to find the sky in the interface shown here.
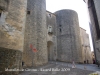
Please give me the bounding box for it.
[46,0,93,51]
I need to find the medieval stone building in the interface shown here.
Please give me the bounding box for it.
[0,0,27,75]
[0,0,92,75]
[80,27,92,64]
[55,10,82,63]
[84,0,100,65]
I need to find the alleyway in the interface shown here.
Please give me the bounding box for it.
[19,61,99,75]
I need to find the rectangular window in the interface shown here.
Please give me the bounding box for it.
[48,25,53,34]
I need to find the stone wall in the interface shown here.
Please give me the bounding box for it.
[55,9,82,63]
[80,27,92,64]
[22,0,48,67]
[46,11,57,61]
[80,28,86,63]
[85,34,92,63]
[93,0,100,28]
[85,0,100,64]
[0,0,27,75]
[0,0,9,10]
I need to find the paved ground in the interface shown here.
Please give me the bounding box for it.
[19,62,97,75]
[51,61,100,71]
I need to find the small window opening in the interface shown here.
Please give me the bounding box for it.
[0,13,1,17]
[60,28,62,32]
[59,25,62,27]
[48,26,53,34]
[27,11,30,15]
[49,14,51,17]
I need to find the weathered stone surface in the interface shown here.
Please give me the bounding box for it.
[0,47,22,75]
[0,0,9,10]
[23,0,48,67]
[85,0,100,64]
[0,0,27,75]
[80,27,92,63]
[46,11,57,61]
[93,0,100,28]
[0,1,94,75]
[0,0,27,51]
[55,9,82,63]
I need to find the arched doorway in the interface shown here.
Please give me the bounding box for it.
[47,41,54,61]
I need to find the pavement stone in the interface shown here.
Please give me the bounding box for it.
[19,62,95,75]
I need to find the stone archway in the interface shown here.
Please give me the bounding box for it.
[47,41,54,61]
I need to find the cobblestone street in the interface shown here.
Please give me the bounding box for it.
[19,62,96,75]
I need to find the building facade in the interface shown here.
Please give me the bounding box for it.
[0,0,27,74]
[80,27,92,64]
[84,0,100,65]
[46,11,57,61]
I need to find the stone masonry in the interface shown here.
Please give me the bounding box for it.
[55,9,82,63]
[0,0,93,75]
[80,27,92,64]
[22,0,48,67]
[84,0,100,65]
[46,11,57,61]
[0,0,27,75]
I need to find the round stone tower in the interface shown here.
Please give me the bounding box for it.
[0,0,27,75]
[55,9,82,63]
[23,0,48,67]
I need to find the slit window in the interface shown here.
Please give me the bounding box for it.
[59,25,62,27]
[60,28,62,32]
[27,11,30,15]
[0,13,1,17]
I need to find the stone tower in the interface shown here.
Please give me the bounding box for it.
[55,9,82,63]
[22,0,48,67]
[0,0,27,75]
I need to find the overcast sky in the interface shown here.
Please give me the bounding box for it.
[46,0,93,51]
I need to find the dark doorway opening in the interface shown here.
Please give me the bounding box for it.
[47,41,54,61]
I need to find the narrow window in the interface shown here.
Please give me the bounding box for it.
[59,25,61,27]
[60,28,62,32]
[27,11,30,15]
[49,14,51,17]
[0,13,1,17]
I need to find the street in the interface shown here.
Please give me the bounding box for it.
[19,61,99,75]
